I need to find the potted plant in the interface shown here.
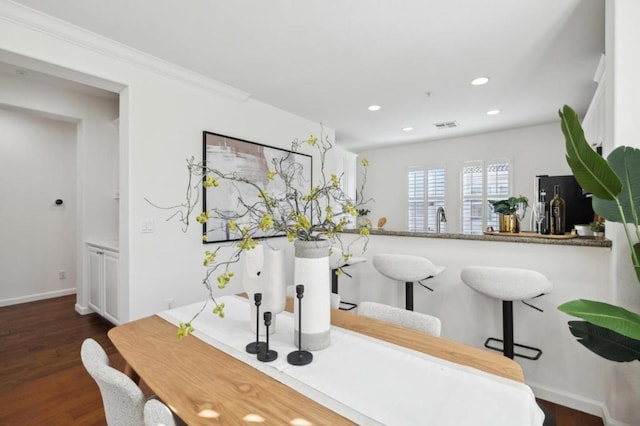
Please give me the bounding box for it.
[557,105,640,362]
[488,196,529,233]
[158,133,371,337]
[356,208,370,228]
[589,221,605,239]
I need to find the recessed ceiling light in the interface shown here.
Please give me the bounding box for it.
[368,105,381,111]
[402,127,413,132]
[486,110,501,115]
[471,77,489,86]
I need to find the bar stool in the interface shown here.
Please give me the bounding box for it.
[330,249,366,310]
[372,254,445,311]
[460,266,553,360]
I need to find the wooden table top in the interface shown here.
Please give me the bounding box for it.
[109,298,524,425]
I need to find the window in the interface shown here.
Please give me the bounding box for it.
[461,160,510,234]
[408,167,446,232]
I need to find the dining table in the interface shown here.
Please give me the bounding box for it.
[108,295,543,425]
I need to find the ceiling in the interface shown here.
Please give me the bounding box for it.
[10,0,605,151]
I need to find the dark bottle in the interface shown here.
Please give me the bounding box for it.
[550,185,566,235]
[539,189,550,235]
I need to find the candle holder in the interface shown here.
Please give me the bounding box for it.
[257,311,278,362]
[287,285,313,366]
[246,293,266,354]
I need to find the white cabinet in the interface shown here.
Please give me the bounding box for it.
[87,243,120,324]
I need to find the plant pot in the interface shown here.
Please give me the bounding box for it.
[593,231,605,240]
[498,214,520,233]
[293,239,331,350]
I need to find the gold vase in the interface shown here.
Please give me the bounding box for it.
[498,214,519,233]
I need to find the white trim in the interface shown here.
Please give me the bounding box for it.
[75,303,93,315]
[0,0,251,101]
[602,404,634,426]
[529,381,604,419]
[0,287,76,307]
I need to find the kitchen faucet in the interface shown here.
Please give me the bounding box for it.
[436,207,447,233]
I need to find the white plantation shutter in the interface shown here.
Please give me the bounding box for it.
[461,160,510,234]
[408,167,445,232]
[408,170,425,232]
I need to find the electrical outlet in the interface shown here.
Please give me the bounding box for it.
[141,219,155,233]
[59,270,67,280]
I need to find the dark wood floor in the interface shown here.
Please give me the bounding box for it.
[0,295,604,425]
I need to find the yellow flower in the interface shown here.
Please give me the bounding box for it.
[216,271,234,289]
[286,228,297,242]
[360,226,370,236]
[237,236,257,250]
[203,250,216,266]
[212,302,225,318]
[307,135,318,146]
[196,210,211,224]
[202,235,208,242]
[343,204,358,217]
[362,158,370,167]
[203,175,219,188]
[296,214,311,230]
[331,174,339,188]
[259,214,274,231]
[228,220,238,232]
[177,322,194,339]
[325,205,333,222]
[335,268,343,277]
[267,170,276,180]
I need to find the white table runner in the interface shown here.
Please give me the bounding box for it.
[159,296,544,426]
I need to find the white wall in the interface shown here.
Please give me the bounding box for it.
[0,68,119,310]
[357,122,572,232]
[0,2,334,321]
[604,1,640,424]
[0,107,77,304]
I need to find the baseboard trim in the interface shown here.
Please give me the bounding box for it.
[0,288,76,307]
[602,405,634,426]
[74,303,93,315]
[529,381,604,418]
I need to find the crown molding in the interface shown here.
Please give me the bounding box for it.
[0,0,252,101]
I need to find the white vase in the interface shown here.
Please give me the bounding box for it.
[293,239,331,350]
[242,245,286,335]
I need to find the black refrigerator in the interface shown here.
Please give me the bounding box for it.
[534,175,595,233]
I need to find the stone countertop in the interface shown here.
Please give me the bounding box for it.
[344,228,611,248]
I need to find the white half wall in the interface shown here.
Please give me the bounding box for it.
[0,107,77,305]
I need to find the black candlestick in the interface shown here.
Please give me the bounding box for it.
[287,285,313,366]
[246,293,266,354]
[257,312,278,362]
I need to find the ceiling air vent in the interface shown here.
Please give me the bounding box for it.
[434,121,458,129]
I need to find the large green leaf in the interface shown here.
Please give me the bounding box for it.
[559,105,622,200]
[567,321,640,362]
[558,299,640,340]
[592,146,640,223]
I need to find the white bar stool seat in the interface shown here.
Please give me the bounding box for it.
[373,254,445,311]
[460,266,553,360]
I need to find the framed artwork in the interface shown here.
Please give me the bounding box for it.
[202,131,313,243]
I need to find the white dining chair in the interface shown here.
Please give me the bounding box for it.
[357,301,441,336]
[81,338,146,425]
[144,399,178,426]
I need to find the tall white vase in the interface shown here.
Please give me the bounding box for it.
[293,239,331,350]
[242,245,286,335]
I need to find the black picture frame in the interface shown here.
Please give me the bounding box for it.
[202,131,313,243]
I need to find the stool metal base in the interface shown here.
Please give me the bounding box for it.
[338,301,358,311]
[484,337,543,361]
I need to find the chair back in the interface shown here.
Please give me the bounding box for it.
[144,399,178,426]
[81,338,145,425]
[357,301,441,336]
